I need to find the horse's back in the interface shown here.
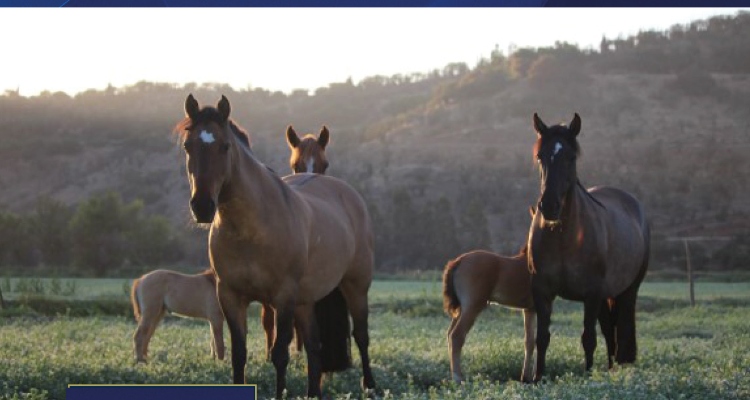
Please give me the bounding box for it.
[454,250,533,310]
[589,186,647,226]
[283,173,374,301]
[284,173,372,242]
[139,270,219,320]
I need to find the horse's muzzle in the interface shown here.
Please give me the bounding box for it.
[538,199,562,223]
[190,196,216,223]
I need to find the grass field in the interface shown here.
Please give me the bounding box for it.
[1,278,749,399]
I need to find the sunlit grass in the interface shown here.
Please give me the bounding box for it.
[1,280,749,399]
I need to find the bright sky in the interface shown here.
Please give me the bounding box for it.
[1,8,746,97]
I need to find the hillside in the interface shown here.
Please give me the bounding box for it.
[1,12,749,274]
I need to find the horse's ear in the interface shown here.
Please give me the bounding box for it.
[318,126,330,149]
[569,113,581,136]
[185,94,200,120]
[286,125,300,149]
[533,113,547,136]
[218,95,231,121]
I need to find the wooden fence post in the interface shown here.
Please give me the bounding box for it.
[683,239,695,307]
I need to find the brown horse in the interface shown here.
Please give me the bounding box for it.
[443,247,536,383]
[175,95,375,398]
[286,125,330,174]
[527,113,650,382]
[131,269,224,362]
[259,125,335,358]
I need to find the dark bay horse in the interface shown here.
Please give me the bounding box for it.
[527,113,650,382]
[175,95,375,398]
[131,269,224,362]
[443,247,535,383]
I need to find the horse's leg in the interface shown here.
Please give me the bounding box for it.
[448,305,481,383]
[521,309,537,383]
[582,295,603,372]
[210,317,225,361]
[271,298,296,399]
[218,284,250,384]
[532,285,553,383]
[294,319,305,353]
[446,316,458,374]
[261,303,275,361]
[615,255,648,365]
[614,281,641,364]
[133,322,148,362]
[294,304,323,398]
[598,299,616,370]
[339,284,376,392]
[209,323,217,358]
[134,306,165,363]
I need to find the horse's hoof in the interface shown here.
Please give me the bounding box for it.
[361,377,377,391]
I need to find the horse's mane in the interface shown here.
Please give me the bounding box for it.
[173,106,251,149]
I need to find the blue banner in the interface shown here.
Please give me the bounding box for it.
[67,385,257,400]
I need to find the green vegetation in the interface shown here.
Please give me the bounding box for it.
[1,280,748,399]
[0,193,183,277]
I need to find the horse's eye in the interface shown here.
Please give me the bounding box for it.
[221,143,230,153]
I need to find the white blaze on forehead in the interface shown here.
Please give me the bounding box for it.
[551,141,563,162]
[305,158,315,173]
[199,130,216,144]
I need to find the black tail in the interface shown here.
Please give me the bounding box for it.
[315,287,352,372]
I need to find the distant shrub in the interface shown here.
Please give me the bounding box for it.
[528,54,592,91]
[665,66,724,98]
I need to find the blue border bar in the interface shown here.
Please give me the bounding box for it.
[67,385,257,400]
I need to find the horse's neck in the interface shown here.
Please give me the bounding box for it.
[218,144,296,232]
[562,182,588,230]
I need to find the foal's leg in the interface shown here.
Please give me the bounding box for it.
[261,303,275,361]
[209,323,217,358]
[521,309,536,383]
[446,317,458,373]
[448,305,481,383]
[134,306,165,363]
[582,295,603,372]
[340,284,376,392]
[209,317,225,361]
[218,285,250,384]
[532,286,553,383]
